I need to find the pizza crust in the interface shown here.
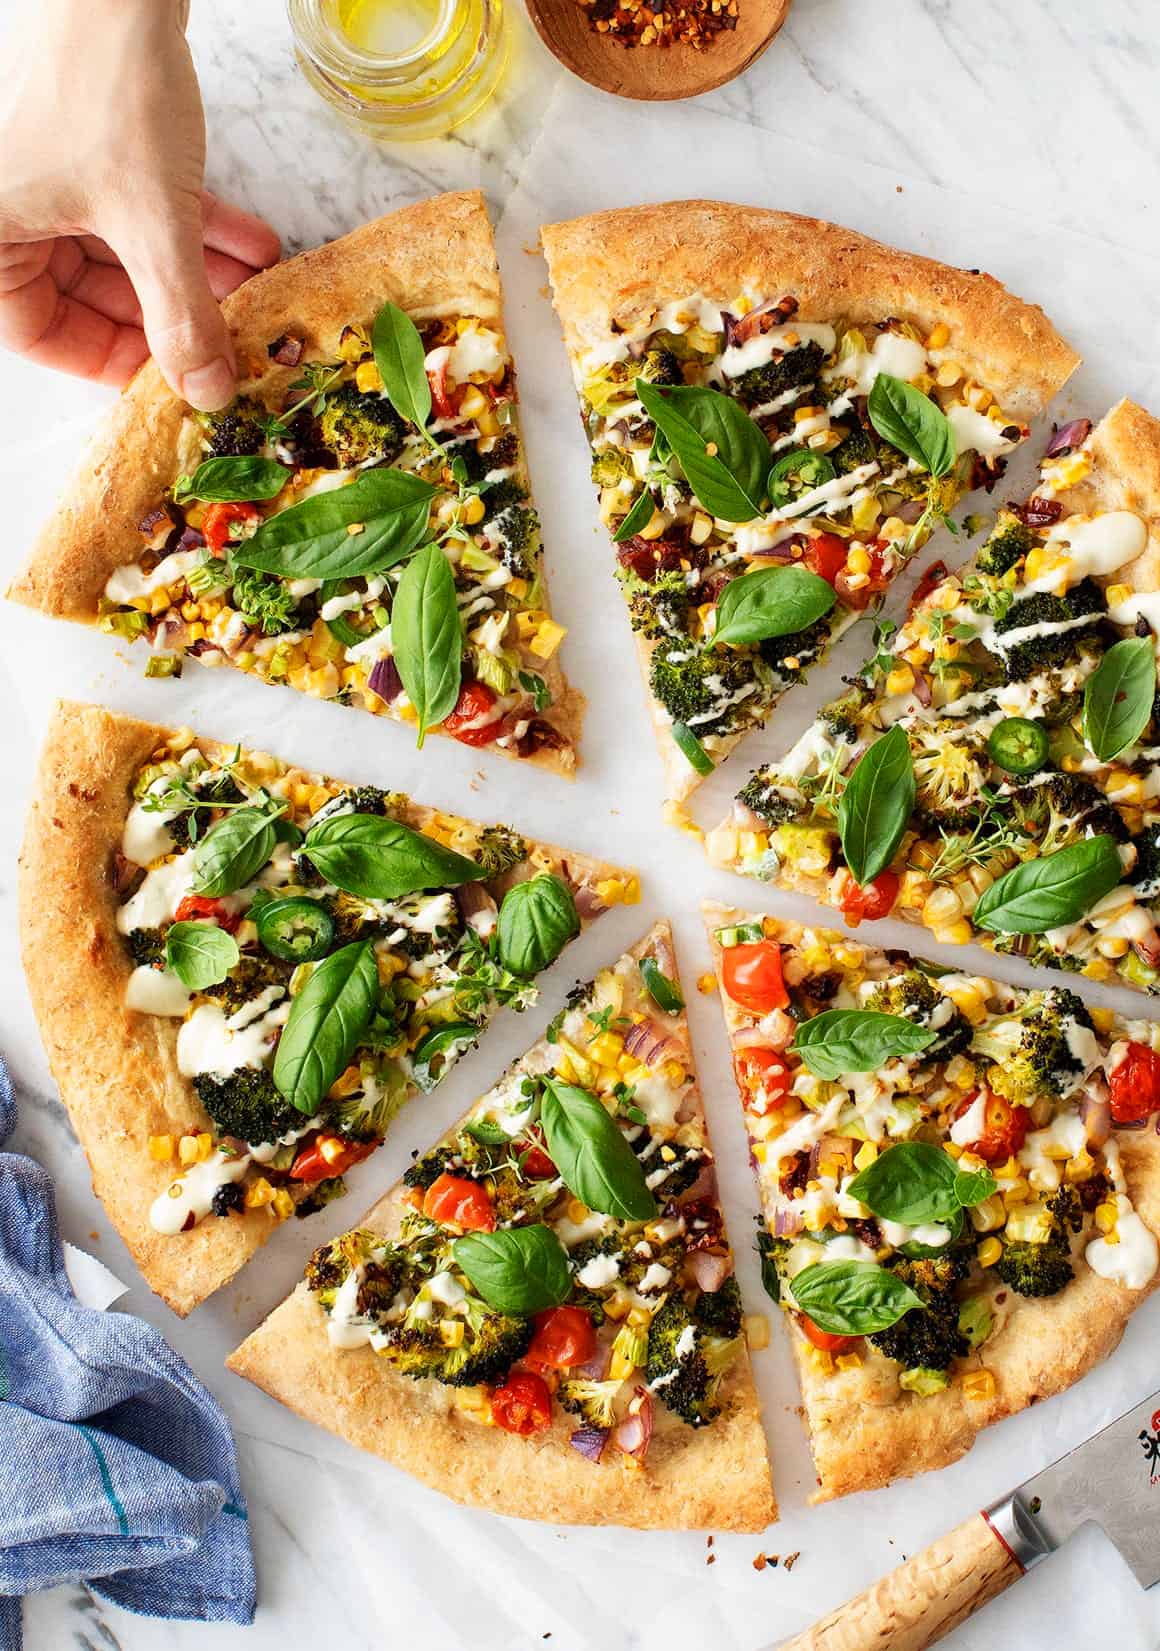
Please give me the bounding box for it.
[18,700,628,1315]
[1057,398,1160,594]
[227,922,777,1531]
[8,192,581,777]
[541,200,1079,420]
[702,902,1160,1502]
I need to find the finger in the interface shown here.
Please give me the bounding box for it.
[0,257,147,386]
[49,239,143,328]
[204,247,262,301]
[200,190,281,271]
[108,192,237,410]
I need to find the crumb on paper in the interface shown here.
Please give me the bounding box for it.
[783,1552,801,1572]
[707,1553,716,1566]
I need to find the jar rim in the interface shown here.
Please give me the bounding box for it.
[288,0,482,78]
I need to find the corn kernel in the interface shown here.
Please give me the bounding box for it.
[690,512,713,546]
[809,1347,834,1374]
[595,877,625,905]
[245,1177,275,1209]
[507,576,529,600]
[970,1196,1006,1234]
[177,1134,200,1167]
[743,1314,769,1351]
[927,322,950,350]
[195,1132,214,1162]
[462,493,487,526]
[1095,1199,1119,1235]
[963,1369,996,1402]
[835,1352,863,1372]
[976,1236,1003,1267]
[697,971,717,995]
[1106,583,1132,608]
[354,359,382,393]
[1002,1179,1030,1206]
[853,1142,878,1172]
[458,385,488,419]
[589,1032,625,1067]
[530,619,567,660]
[885,663,915,696]
[663,1060,686,1085]
[847,545,872,576]
[148,1134,174,1162]
[566,1199,588,1225]
[271,1188,295,1222]
[637,507,669,542]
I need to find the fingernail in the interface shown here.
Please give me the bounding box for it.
[182,357,235,410]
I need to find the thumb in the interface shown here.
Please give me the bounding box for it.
[108,192,237,410]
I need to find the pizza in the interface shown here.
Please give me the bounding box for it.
[704,900,1160,1502]
[227,922,776,1531]
[19,703,633,1315]
[710,401,1160,992]
[541,200,1077,799]
[9,192,582,774]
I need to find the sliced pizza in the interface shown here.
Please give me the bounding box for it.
[227,922,776,1531]
[19,702,633,1315]
[704,900,1160,1502]
[711,400,1160,994]
[541,200,1077,799]
[9,192,581,773]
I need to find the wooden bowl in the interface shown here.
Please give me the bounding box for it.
[523,0,791,100]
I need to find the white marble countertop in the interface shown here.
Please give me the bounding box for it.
[3,1,1160,1647]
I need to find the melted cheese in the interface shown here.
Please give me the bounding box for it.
[122,789,176,865]
[1085,1198,1159,1289]
[719,323,835,380]
[125,966,191,1017]
[1045,511,1147,582]
[104,548,204,605]
[116,852,197,933]
[825,332,926,397]
[149,1149,249,1235]
[176,985,289,1078]
[946,403,1018,460]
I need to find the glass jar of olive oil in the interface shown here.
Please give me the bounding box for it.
[288,0,508,141]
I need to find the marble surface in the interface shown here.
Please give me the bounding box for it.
[2,0,1160,1646]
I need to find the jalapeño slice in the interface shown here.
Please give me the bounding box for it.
[640,956,684,1014]
[256,895,336,961]
[987,717,1049,776]
[768,448,837,508]
[671,720,715,776]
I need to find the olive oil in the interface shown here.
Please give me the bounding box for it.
[288,0,509,140]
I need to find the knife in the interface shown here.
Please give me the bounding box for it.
[774,1389,1160,1651]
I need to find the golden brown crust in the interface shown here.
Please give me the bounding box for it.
[542,200,1079,418]
[228,922,777,1531]
[1058,398,1160,594]
[8,192,581,777]
[702,901,1160,1503]
[18,700,629,1316]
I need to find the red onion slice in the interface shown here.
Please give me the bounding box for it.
[1045,418,1091,457]
[569,1427,609,1463]
[911,669,933,708]
[623,1017,675,1067]
[454,882,498,938]
[774,1206,803,1237]
[1079,1091,1112,1147]
[688,1250,732,1293]
[367,657,404,704]
[574,886,607,921]
[613,1388,653,1460]
[268,332,304,367]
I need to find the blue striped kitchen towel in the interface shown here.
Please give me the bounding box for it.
[0,1060,255,1648]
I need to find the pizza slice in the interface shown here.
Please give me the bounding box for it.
[704,900,1160,1502]
[9,192,581,773]
[710,400,1160,994]
[19,702,634,1315]
[227,922,775,1531]
[541,201,1077,799]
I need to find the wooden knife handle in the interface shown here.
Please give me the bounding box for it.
[778,1511,1023,1651]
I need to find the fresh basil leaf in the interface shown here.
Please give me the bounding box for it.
[1083,635,1155,761]
[173,455,289,504]
[713,564,836,647]
[391,539,463,746]
[192,805,280,896]
[303,812,485,899]
[540,1079,657,1221]
[838,724,915,887]
[867,373,955,478]
[496,874,580,978]
[953,1167,997,1208]
[372,301,432,432]
[272,940,378,1113]
[973,835,1123,934]
[756,1227,782,1304]
[845,1142,960,1227]
[790,1010,936,1080]
[452,1224,572,1316]
[164,920,239,989]
[410,1022,479,1093]
[790,1260,925,1335]
[231,468,436,579]
[635,381,769,522]
[613,488,656,543]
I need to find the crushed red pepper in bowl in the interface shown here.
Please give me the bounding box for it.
[578,0,739,49]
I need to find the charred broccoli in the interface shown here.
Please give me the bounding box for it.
[486,503,538,578]
[868,1254,969,1372]
[1129,822,1160,897]
[829,422,876,476]
[472,824,527,878]
[620,568,690,639]
[317,383,406,466]
[557,1377,622,1429]
[403,1144,460,1190]
[164,773,245,849]
[692,1277,743,1338]
[735,770,805,828]
[758,612,834,685]
[865,970,974,1064]
[730,339,824,411]
[383,1293,532,1388]
[200,954,289,1015]
[649,640,759,736]
[993,1190,1082,1299]
[1012,772,1130,855]
[645,1295,739,1427]
[632,1135,704,1199]
[974,514,1034,578]
[305,1229,379,1306]
[445,429,519,485]
[972,986,1097,1103]
[202,397,267,457]
[128,926,165,966]
[991,579,1108,678]
[193,1067,301,1147]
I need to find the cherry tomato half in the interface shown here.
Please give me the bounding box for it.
[798,1314,859,1354]
[835,544,891,611]
[952,1089,1031,1163]
[203,501,260,555]
[732,1047,791,1112]
[173,894,241,934]
[1109,1043,1160,1123]
[910,560,949,610]
[422,1172,496,1231]
[289,1135,378,1184]
[517,1131,557,1179]
[426,355,461,421]
[839,871,900,924]
[442,680,503,746]
[524,1306,597,1373]
[721,941,789,1016]
[489,1371,553,1436]
[803,532,848,585]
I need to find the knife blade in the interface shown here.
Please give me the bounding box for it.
[775,1388,1160,1651]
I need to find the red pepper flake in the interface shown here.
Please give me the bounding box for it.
[578,0,739,50]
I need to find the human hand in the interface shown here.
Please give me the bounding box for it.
[0,0,281,409]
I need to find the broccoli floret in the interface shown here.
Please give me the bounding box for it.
[128,926,165,966]
[620,568,690,639]
[486,503,538,579]
[821,691,867,742]
[692,1278,743,1339]
[424,1302,532,1388]
[557,1377,623,1429]
[193,1067,301,1147]
[403,1145,459,1191]
[1131,822,1160,897]
[649,640,760,737]
[591,447,635,488]
[472,824,527,878]
[446,429,519,485]
[305,1228,379,1304]
[1013,773,1130,856]
[164,773,246,850]
[228,564,303,636]
[202,397,267,458]
[645,1295,738,1427]
[639,346,684,388]
[992,579,1108,678]
[972,986,1097,1103]
[993,1189,1082,1299]
[758,612,834,685]
[316,383,406,466]
[830,423,876,476]
[731,339,824,411]
[868,1254,969,1372]
[974,514,1034,578]
[735,770,805,828]
[201,953,290,1015]
[481,478,529,519]
[632,1134,704,1199]
[865,970,974,1064]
